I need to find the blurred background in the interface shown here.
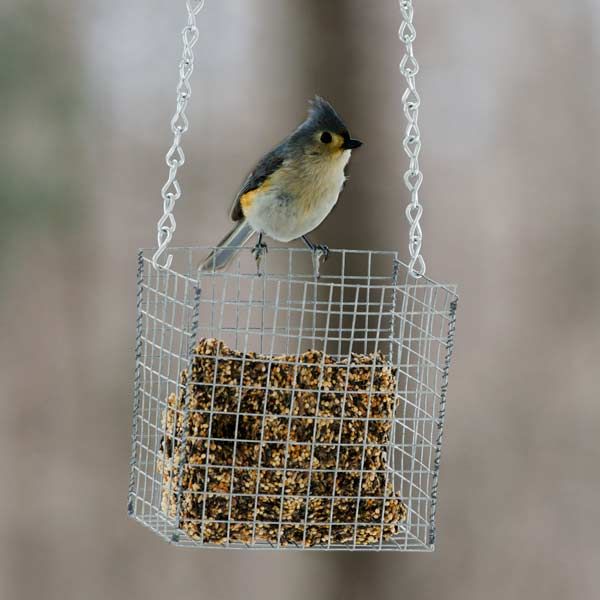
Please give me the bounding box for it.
[1,0,599,599]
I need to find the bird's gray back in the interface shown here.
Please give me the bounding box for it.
[229,143,287,221]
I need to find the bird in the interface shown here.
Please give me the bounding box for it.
[200,96,363,272]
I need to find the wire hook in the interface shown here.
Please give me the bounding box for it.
[399,0,426,279]
[152,0,205,271]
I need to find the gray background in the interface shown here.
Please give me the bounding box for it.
[1,1,599,599]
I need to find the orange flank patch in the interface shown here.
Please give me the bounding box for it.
[239,179,271,215]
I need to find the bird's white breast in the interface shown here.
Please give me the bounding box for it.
[245,151,351,243]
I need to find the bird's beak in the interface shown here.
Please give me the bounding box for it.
[342,138,363,150]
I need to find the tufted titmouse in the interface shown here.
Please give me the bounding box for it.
[200,96,363,272]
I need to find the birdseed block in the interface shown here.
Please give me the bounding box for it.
[158,337,407,547]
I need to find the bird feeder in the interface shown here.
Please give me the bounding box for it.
[128,0,458,551]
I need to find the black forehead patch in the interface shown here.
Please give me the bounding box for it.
[307,96,349,135]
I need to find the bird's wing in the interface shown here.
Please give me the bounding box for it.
[230,147,286,222]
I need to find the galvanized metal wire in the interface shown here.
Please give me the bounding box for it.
[399,0,427,278]
[129,248,458,550]
[152,0,206,271]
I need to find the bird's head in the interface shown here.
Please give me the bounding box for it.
[291,96,363,160]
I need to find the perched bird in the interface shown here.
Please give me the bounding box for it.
[200,96,363,272]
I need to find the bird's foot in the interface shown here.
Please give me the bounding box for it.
[302,236,329,278]
[252,238,268,275]
[312,244,329,262]
[251,240,268,260]
[302,236,329,261]
[302,236,329,279]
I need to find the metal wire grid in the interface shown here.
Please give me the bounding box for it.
[128,247,457,551]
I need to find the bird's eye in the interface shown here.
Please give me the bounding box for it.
[320,132,333,144]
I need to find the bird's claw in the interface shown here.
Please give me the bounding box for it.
[251,241,268,259]
[252,241,268,275]
[301,236,330,279]
[313,244,329,262]
[311,245,329,279]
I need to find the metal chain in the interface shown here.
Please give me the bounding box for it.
[152,0,205,271]
[399,0,426,278]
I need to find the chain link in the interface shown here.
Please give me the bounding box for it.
[399,0,426,278]
[152,0,206,271]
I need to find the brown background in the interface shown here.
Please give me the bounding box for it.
[1,1,599,599]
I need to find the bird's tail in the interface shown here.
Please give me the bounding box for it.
[199,220,255,272]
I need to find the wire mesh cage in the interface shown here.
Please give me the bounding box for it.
[128,247,458,550]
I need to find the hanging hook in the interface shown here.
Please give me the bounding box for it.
[152,251,174,272]
[399,0,427,279]
[152,223,176,271]
[151,0,206,271]
[409,255,426,279]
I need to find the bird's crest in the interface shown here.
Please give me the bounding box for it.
[307,96,348,135]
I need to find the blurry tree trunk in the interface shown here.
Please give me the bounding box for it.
[300,3,394,599]
[300,1,363,251]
